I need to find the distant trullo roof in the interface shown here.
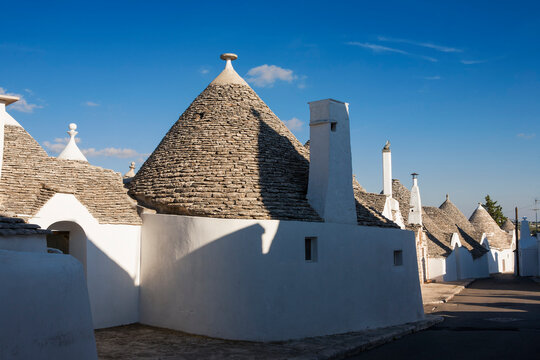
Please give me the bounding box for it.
[469,204,512,250]
[128,54,321,221]
[502,218,515,232]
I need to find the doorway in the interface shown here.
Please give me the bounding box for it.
[46,231,70,254]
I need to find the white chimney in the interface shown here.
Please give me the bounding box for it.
[382,140,392,196]
[408,173,422,225]
[307,99,357,224]
[0,94,21,180]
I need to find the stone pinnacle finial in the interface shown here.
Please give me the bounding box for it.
[211,52,248,86]
[58,123,88,162]
[124,161,136,179]
[220,53,238,61]
[68,123,78,137]
[382,140,391,152]
[411,172,418,179]
[446,194,449,201]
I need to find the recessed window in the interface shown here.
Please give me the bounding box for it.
[330,122,337,132]
[305,237,318,262]
[393,250,403,266]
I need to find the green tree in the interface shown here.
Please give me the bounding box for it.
[482,195,507,227]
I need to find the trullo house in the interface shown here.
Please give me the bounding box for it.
[1,54,425,342]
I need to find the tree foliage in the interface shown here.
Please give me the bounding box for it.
[482,195,507,227]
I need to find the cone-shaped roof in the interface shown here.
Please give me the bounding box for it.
[469,204,513,250]
[439,195,478,234]
[502,218,515,232]
[469,204,501,233]
[0,124,140,225]
[128,54,321,221]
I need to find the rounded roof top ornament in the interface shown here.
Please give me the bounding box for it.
[58,123,88,162]
[220,53,238,61]
[210,52,248,86]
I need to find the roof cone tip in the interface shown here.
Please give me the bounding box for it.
[211,53,248,86]
[220,53,238,61]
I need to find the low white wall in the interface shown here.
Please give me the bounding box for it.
[488,249,514,274]
[140,214,424,341]
[0,249,97,360]
[0,234,46,253]
[427,258,446,282]
[520,248,538,276]
[428,248,489,282]
[30,193,141,329]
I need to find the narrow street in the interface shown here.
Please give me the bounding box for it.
[349,275,540,359]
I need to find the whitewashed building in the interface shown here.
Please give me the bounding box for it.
[0,95,96,360]
[1,54,425,341]
[0,106,142,329]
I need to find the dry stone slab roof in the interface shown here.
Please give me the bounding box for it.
[423,205,487,259]
[469,204,513,251]
[392,179,487,258]
[352,178,398,228]
[129,57,397,228]
[502,218,515,232]
[0,215,50,236]
[0,125,141,225]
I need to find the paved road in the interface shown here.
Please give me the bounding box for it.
[349,275,540,360]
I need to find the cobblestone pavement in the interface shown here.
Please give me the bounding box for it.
[95,316,441,360]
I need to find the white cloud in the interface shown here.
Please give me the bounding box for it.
[283,117,304,131]
[517,133,536,139]
[423,76,441,80]
[200,67,210,75]
[82,147,150,159]
[84,101,100,107]
[460,59,487,65]
[347,42,437,62]
[347,42,408,54]
[0,87,43,113]
[246,65,298,87]
[377,36,462,53]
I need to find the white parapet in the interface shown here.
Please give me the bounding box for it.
[307,99,357,225]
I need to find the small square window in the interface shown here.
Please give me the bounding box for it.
[394,250,403,266]
[305,237,318,262]
[330,122,337,132]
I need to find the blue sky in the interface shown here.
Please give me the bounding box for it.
[1,0,539,219]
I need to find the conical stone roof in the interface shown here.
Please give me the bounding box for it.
[439,195,478,235]
[128,55,321,221]
[469,204,512,250]
[502,218,515,232]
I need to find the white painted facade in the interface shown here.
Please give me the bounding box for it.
[307,99,357,225]
[139,213,424,341]
[427,234,489,282]
[0,249,97,360]
[518,219,538,276]
[30,193,141,329]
